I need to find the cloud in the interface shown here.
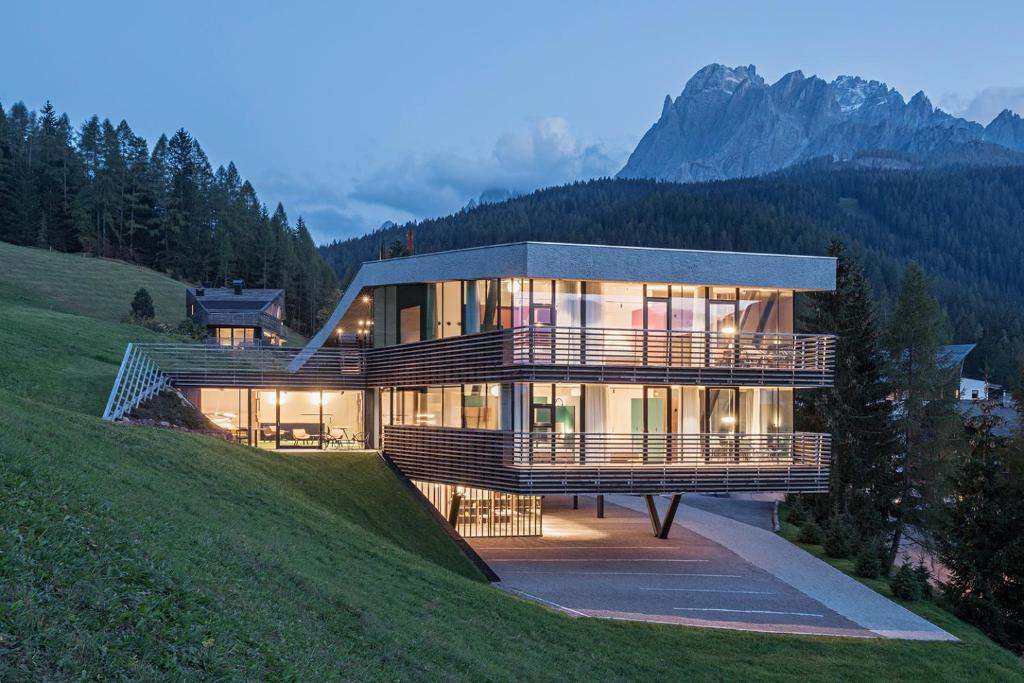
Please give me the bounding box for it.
[940,86,1024,124]
[350,117,624,217]
[254,172,380,243]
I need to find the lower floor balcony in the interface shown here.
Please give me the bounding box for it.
[383,425,830,496]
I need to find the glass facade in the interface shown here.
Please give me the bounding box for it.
[199,388,364,450]
[384,384,503,430]
[213,327,256,347]
[379,382,791,440]
[369,280,794,348]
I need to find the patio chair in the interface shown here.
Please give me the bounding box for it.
[349,431,367,449]
[326,426,350,448]
[291,428,316,445]
[260,425,277,444]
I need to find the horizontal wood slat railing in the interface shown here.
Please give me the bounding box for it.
[114,343,365,389]
[383,425,830,495]
[195,310,288,337]
[365,326,835,387]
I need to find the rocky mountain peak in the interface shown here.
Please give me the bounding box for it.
[619,63,1024,183]
[682,63,761,96]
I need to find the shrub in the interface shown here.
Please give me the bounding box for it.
[130,287,155,321]
[797,520,822,544]
[914,562,933,601]
[174,318,208,340]
[891,561,923,601]
[786,502,809,526]
[854,542,883,579]
[823,515,857,559]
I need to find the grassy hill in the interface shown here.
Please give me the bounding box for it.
[0,241,306,344]
[1,255,1022,679]
[0,241,189,324]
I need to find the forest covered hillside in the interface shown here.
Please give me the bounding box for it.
[0,100,338,335]
[322,165,1024,383]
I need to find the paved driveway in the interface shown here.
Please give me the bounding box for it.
[469,496,954,640]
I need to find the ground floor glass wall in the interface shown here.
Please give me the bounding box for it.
[197,388,364,449]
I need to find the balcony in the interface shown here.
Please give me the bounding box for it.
[382,425,830,495]
[196,309,289,339]
[364,326,835,387]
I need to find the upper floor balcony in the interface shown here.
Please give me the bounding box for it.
[364,325,835,388]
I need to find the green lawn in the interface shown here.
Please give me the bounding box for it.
[0,241,307,344]
[0,241,189,324]
[1,261,1022,680]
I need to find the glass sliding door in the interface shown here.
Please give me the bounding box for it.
[555,280,582,363]
[645,386,670,463]
[708,288,738,366]
[322,390,364,449]
[278,390,323,448]
[645,286,669,365]
[672,286,706,365]
[707,387,738,462]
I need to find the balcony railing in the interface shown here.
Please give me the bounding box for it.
[195,309,288,338]
[382,425,830,495]
[109,342,363,392]
[364,326,835,387]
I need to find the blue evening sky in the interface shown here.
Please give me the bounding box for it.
[3,1,1022,243]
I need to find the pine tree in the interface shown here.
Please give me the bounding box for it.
[937,404,1024,651]
[885,263,962,565]
[799,241,898,539]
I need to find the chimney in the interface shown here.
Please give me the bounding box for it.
[196,287,205,297]
[406,226,414,254]
[232,279,244,295]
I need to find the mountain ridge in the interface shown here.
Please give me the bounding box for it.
[618,64,1024,182]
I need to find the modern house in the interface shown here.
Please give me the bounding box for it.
[186,280,287,347]
[105,242,837,538]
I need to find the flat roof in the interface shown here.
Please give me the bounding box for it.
[351,241,835,290]
[289,241,836,371]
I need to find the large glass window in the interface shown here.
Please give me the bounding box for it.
[199,388,249,441]
[671,286,705,331]
[739,289,792,335]
[463,384,501,429]
[585,281,644,330]
[214,327,255,347]
[707,388,738,434]
[740,387,793,433]
[322,390,364,446]
[555,281,582,328]
[439,281,462,338]
[278,390,323,447]
[254,390,278,448]
[443,385,462,427]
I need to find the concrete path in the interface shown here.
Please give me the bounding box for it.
[470,496,955,640]
[681,493,776,530]
[611,495,955,641]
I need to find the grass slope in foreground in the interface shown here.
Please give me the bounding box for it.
[1,286,1022,680]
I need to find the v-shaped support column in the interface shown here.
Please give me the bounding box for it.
[644,494,683,539]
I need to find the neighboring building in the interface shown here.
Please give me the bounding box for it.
[186,280,287,347]
[958,377,995,402]
[106,242,837,538]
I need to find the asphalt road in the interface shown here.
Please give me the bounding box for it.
[471,496,870,637]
